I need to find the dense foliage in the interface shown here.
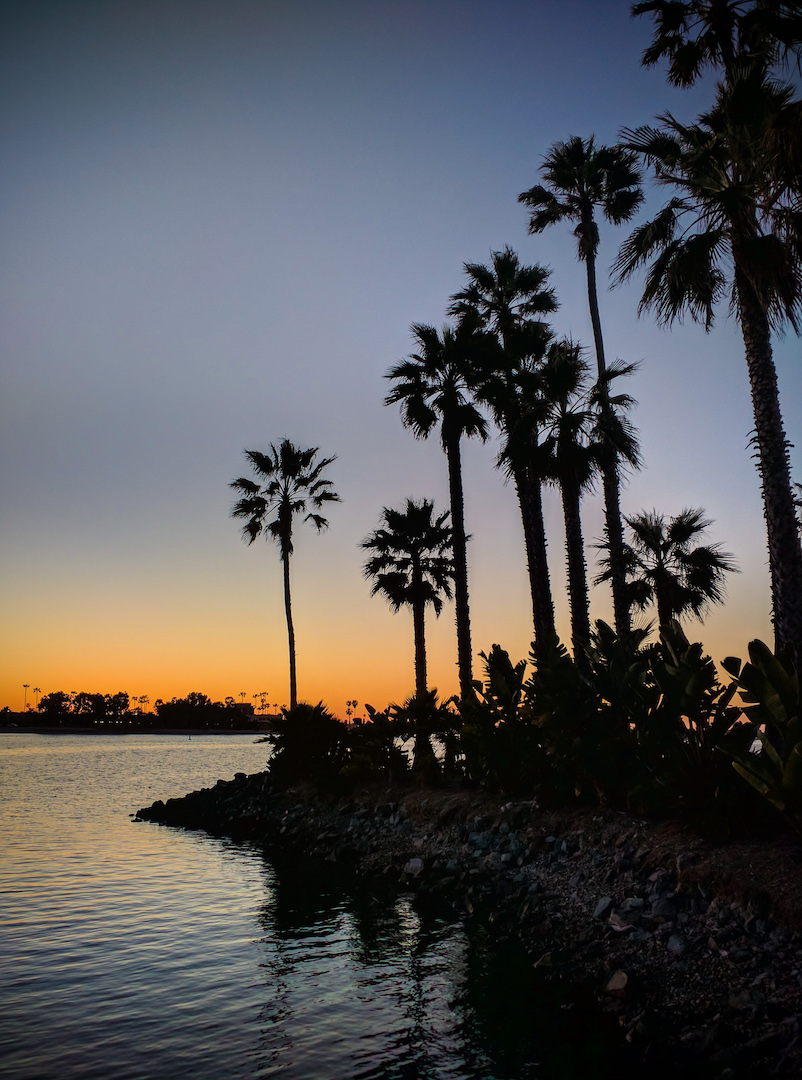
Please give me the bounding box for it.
[262,626,798,837]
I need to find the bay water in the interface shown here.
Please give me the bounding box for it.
[0,734,634,1079]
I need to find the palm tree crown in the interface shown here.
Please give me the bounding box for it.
[449,245,557,352]
[632,0,802,88]
[598,508,738,628]
[385,323,488,450]
[385,323,487,701]
[617,80,801,331]
[519,136,643,281]
[230,439,339,709]
[362,498,453,700]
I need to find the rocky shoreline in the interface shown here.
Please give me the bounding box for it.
[135,772,802,1077]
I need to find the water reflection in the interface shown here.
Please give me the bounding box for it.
[250,850,639,1080]
[0,737,642,1080]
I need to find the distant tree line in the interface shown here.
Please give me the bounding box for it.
[31,690,260,730]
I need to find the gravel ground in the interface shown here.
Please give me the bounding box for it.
[136,773,802,1078]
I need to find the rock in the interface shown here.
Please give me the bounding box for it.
[667,934,688,955]
[620,896,645,912]
[403,857,425,878]
[594,896,613,920]
[651,898,678,922]
[609,911,635,932]
[605,970,628,997]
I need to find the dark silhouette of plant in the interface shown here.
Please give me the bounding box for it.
[385,323,488,702]
[535,341,601,669]
[362,498,453,704]
[618,40,802,661]
[37,690,71,716]
[230,440,339,710]
[449,247,558,643]
[632,0,802,89]
[519,136,643,636]
[723,638,802,832]
[389,689,458,776]
[460,644,544,793]
[636,621,753,823]
[347,704,409,782]
[598,508,738,628]
[265,702,350,788]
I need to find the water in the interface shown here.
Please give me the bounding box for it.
[0,734,633,1080]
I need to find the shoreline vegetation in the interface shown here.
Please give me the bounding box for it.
[136,770,802,1079]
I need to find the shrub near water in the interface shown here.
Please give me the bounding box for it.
[267,625,795,838]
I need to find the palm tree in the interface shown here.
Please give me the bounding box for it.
[230,439,339,710]
[597,508,738,628]
[536,341,600,669]
[518,136,643,637]
[616,73,802,658]
[632,0,802,89]
[448,246,559,643]
[385,322,488,702]
[362,498,454,701]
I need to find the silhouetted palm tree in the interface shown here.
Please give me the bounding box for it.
[230,440,339,709]
[519,136,643,637]
[362,498,453,700]
[597,508,738,628]
[536,342,600,668]
[448,247,559,643]
[632,0,802,89]
[617,73,802,657]
[385,322,488,701]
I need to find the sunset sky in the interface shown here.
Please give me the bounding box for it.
[2,0,800,718]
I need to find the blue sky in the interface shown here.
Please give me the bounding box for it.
[2,0,799,713]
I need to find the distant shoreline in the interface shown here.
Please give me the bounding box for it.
[1,725,269,737]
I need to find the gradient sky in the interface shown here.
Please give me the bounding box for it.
[2,0,800,717]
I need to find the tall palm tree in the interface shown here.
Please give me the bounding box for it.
[518,136,643,637]
[362,498,454,701]
[536,341,600,670]
[616,73,802,658]
[385,322,488,701]
[230,440,339,710]
[448,246,559,643]
[598,508,738,628]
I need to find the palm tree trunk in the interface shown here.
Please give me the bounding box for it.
[512,462,556,642]
[601,461,631,636]
[282,547,297,710]
[735,264,802,661]
[562,477,592,672]
[585,248,607,383]
[445,434,474,701]
[586,249,631,637]
[655,579,674,630]
[411,593,427,700]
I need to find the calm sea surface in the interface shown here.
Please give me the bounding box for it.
[0,734,634,1080]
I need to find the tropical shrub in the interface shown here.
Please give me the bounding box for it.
[389,690,460,781]
[265,702,350,788]
[343,705,409,784]
[460,645,544,793]
[631,623,754,823]
[723,641,802,832]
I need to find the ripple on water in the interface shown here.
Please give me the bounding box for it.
[1,735,633,1080]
